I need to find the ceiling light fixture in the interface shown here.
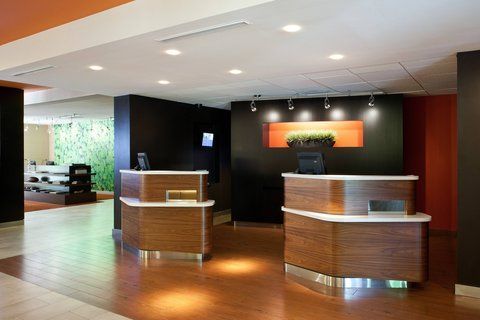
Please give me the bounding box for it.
[282,24,302,33]
[229,69,243,75]
[89,65,103,71]
[287,97,294,110]
[250,94,261,112]
[324,93,331,109]
[155,21,250,43]
[165,49,181,56]
[368,92,375,107]
[158,80,170,85]
[328,54,344,60]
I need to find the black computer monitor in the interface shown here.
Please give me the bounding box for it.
[297,152,327,174]
[137,152,151,171]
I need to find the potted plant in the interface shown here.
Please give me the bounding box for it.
[285,129,337,148]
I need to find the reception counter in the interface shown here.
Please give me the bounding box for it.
[119,170,214,260]
[282,173,431,290]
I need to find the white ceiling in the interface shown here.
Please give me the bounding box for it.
[1,0,477,109]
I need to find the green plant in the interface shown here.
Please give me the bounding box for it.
[285,129,337,144]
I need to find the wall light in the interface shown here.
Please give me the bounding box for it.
[368,92,375,107]
[324,93,331,109]
[331,109,344,120]
[287,97,294,110]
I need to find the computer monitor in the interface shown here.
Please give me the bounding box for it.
[137,152,151,171]
[297,152,327,174]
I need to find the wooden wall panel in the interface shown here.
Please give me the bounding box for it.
[284,213,428,282]
[284,178,416,215]
[122,205,212,254]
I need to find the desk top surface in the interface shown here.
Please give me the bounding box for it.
[282,173,418,181]
[120,170,208,175]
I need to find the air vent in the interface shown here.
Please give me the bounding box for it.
[12,65,56,77]
[155,20,250,43]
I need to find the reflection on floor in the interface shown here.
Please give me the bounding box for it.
[24,194,114,212]
[0,200,479,320]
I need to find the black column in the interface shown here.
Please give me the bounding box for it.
[457,50,480,288]
[0,87,24,223]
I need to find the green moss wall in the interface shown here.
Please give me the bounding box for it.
[54,120,114,191]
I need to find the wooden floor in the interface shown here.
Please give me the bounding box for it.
[0,200,479,320]
[24,194,114,212]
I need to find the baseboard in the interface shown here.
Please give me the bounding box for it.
[233,221,283,229]
[213,209,231,226]
[0,220,24,229]
[455,284,480,299]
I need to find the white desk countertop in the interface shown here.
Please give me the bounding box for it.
[282,173,419,181]
[120,197,215,208]
[282,207,431,223]
[120,170,208,175]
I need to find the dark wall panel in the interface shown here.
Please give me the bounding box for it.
[0,87,24,223]
[231,95,403,223]
[457,50,480,288]
[113,95,231,229]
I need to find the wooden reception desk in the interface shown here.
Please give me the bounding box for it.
[119,170,214,260]
[282,173,431,290]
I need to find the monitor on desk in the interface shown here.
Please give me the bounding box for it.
[297,152,327,174]
[137,152,151,171]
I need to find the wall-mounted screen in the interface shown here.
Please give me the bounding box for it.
[202,132,214,147]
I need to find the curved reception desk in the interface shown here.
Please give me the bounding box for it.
[119,170,214,260]
[282,173,431,290]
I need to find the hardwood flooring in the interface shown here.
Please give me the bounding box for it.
[0,200,479,320]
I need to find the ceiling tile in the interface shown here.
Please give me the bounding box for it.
[263,75,330,93]
[304,69,352,79]
[349,63,404,74]
[328,82,376,93]
[309,74,364,86]
[369,78,422,92]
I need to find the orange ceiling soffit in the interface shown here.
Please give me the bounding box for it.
[0,0,133,46]
[0,80,50,92]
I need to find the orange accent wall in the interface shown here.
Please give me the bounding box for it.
[0,0,132,45]
[404,95,457,231]
[0,80,49,92]
[264,121,364,148]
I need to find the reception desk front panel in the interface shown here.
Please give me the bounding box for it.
[282,173,431,289]
[120,170,213,260]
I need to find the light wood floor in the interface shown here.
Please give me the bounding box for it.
[1,200,479,320]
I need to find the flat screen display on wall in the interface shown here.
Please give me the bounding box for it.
[202,132,214,147]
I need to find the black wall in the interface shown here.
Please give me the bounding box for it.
[114,95,231,229]
[0,87,24,223]
[457,50,480,288]
[231,95,404,223]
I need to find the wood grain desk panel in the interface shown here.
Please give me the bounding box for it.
[284,212,428,282]
[284,178,416,215]
[121,173,207,202]
[122,204,212,254]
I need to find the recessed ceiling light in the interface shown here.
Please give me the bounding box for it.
[329,54,344,60]
[158,80,170,85]
[165,49,181,56]
[229,69,243,75]
[282,24,302,33]
[89,65,103,71]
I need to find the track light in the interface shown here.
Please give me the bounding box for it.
[250,94,261,112]
[368,92,375,107]
[324,94,331,109]
[287,98,294,110]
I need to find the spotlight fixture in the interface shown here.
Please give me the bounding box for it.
[287,97,294,110]
[324,93,331,109]
[229,69,243,75]
[88,65,103,71]
[282,24,302,33]
[250,94,261,112]
[328,54,344,60]
[368,92,375,107]
[165,49,181,56]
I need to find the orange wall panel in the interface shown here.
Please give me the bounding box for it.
[404,94,457,231]
[264,121,364,148]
